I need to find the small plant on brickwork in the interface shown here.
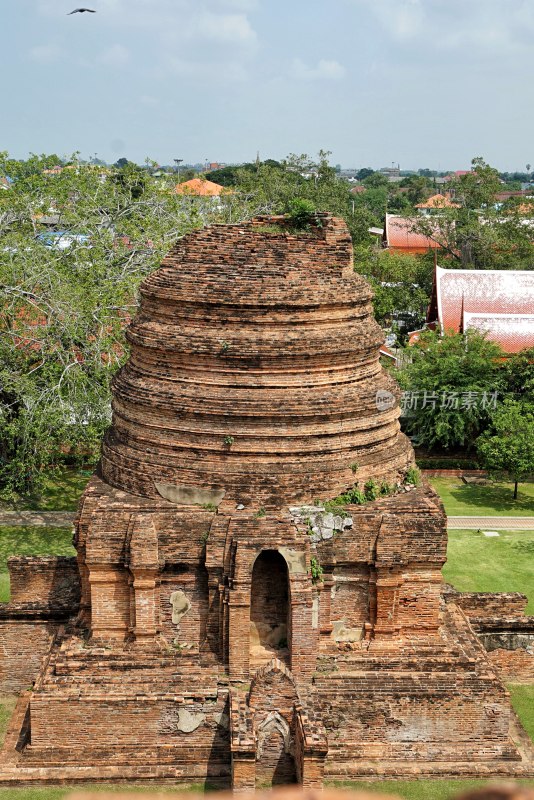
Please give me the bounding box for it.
[285,198,317,231]
[340,486,367,505]
[322,498,345,513]
[310,556,324,584]
[220,340,230,353]
[380,481,394,496]
[199,530,210,544]
[405,466,421,486]
[201,503,217,512]
[260,223,287,235]
[350,462,359,474]
[364,479,379,501]
[255,507,266,518]
[223,435,235,447]
[322,484,367,510]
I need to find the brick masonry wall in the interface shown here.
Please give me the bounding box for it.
[0,620,58,693]
[2,218,529,787]
[488,648,534,682]
[453,592,528,619]
[8,557,80,609]
[100,214,413,507]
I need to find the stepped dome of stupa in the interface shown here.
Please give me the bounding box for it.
[101,214,413,506]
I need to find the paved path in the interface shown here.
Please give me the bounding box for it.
[0,511,532,531]
[0,511,76,528]
[448,516,534,530]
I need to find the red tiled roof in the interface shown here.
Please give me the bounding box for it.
[463,312,534,355]
[174,178,226,197]
[432,266,534,353]
[416,193,459,209]
[384,214,442,252]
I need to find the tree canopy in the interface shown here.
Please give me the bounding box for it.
[410,157,534,270]
[476,401,534,499]
[397,330,505,450]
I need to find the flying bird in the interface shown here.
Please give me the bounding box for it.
[67,8,97,14]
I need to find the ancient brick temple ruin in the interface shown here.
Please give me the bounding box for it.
[1,214,533,788]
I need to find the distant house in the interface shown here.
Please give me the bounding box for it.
[415,194,459,215]
[379,344,398,366]
[444,170,473,181]
[174,178,227,197]
[427,265,534,354]
[383,214,442,255]
[0,176,12,190]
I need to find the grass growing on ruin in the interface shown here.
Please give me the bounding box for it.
[0,527,75,602]
[0,696,17,746]
[443,529,534,613]
[0,468,92,513]
[428,476,534,516]
[508,685,534,740]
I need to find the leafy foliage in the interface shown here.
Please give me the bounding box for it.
[310,556,324,583]
[362,249,433,330]
[409,157,534,270]
[0,152,244,495]
[398,330,504,450]
[476,400,534,498]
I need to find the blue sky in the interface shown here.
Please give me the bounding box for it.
[3,0,534,170]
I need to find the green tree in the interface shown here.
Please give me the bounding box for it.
[476,401,534,499]
[397,330,504,450]
[361,249,432,330]
[409,157,534,269]
[497,347,534,402]
[0,152,246,496]
[400,175,431,206]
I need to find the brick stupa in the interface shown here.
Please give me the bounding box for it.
[0,215,529,788]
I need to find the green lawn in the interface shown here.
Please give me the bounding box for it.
[0,469,92,513]
[329,780,534,800]
[0,787,203,799]
[508,685,534,740]
[0,527,75,602]
[0,781,531,800]
[428,476,534,517]
[443,529,534,612]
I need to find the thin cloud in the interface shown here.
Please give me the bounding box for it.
[292,58,346,81]
[357,0,534,52]
[97,44,131,67]
[166,56,249,83]
[28,43,62,63]
[191,12,257,46]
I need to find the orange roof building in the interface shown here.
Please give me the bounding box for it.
[174,178,227,197]
[383,214,443,254]
[427,265,534,354]
[416,194,459,212]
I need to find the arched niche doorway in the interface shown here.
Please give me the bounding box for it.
[250,550,290,668]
